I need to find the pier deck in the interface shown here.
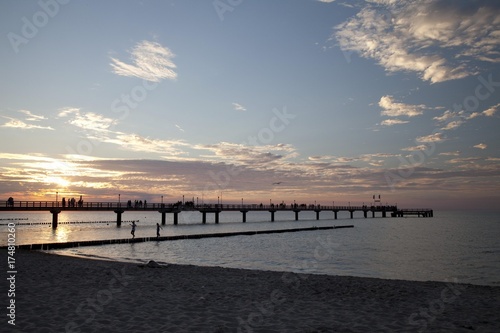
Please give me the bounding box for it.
[0,201,433,228]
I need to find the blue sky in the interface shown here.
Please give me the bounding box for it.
[1,0,499,209]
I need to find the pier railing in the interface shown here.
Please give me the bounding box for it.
[0,200,397,212]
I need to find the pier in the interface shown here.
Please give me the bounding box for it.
[0,200,433,229]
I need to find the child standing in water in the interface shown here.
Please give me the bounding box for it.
[130,221,136,238]
[156,223,162,238]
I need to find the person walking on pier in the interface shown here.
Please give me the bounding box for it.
[156,223,162,238]
[130,221,136,238]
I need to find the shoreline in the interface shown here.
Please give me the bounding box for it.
[2,249,500,332]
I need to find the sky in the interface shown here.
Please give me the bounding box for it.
[1,0,499,210]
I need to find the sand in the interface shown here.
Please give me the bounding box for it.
[2,249,499,333]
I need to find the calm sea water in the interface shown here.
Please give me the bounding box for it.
[1,209,499,286]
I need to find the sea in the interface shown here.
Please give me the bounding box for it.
[1,209,499,286]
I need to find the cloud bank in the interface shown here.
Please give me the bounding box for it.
[335,0,500,83]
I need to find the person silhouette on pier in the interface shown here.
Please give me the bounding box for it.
[156,223,162,238]
[130,221,136,238]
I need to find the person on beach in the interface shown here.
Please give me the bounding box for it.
[130,221,136,238]
[156,223,162,238]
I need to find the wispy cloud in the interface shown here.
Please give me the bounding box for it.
[482,103,500,117]
[232,103,246,111]
[1,117,53,130]
[380,119,409,126]
[434,102,500,131]
[334,1,500,83]
[110,40,177,82]
[0,109,53,130]
[18,109,46,121]
[175,124,185,132]
[58,107,116,132]
[379,96,426,117]
[416,133,445,143]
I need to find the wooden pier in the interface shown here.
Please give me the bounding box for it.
[0,200,433,229]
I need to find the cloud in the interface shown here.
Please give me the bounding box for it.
[434,102,500,130]
[482,103,500,117]
[380,119,409,126]
[232,103,247,111]
[1,117,54,130]
[416,133,445,143]
[334,0,500,83]
[401,145,430,151]
[59,108,116,132]
[474,143,487,150]
[57,107,80,118]
[18,109,46,121]
[107,133,189,156]
[175,124,185,132]
[440,120,464,131]
[439,151,460,156]
[379,96,426,117]
[110,40,177,82]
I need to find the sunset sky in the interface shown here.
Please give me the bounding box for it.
[1,0,499,209]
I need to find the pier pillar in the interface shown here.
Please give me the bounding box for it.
[202,212,206,224]
[215,212,219,224]
[372,211,375,218]
[173,212,178,225]
[160,211,166,225]
[50,209,61,229]
[349,210,354,219]
[333,210,338,220]
[315,210,320,220]
[364,210,367,218]
[241,211,248,223]
[294,210,299,221]
[269,210,276,222]
[114,209,124,227]
[382,211,386,218]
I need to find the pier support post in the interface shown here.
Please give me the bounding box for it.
[50,209,61,229]
[333,210,338,220]
[372,211,375,218]
[269,210,276,222]
[160,211,166,225]
[202,212,206,224]
[294,210,299,221]
[215,212,219,224]
[173,212,178,225]
[364,210,367,218]
[349,210,354,219]
[382,211,386,218]
[241,211,248,223]
[114,209,124,227]
[315,210,320,220]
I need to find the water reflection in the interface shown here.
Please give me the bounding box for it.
[51,224,70,243]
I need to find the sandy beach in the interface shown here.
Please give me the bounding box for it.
[2,249,499,333]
